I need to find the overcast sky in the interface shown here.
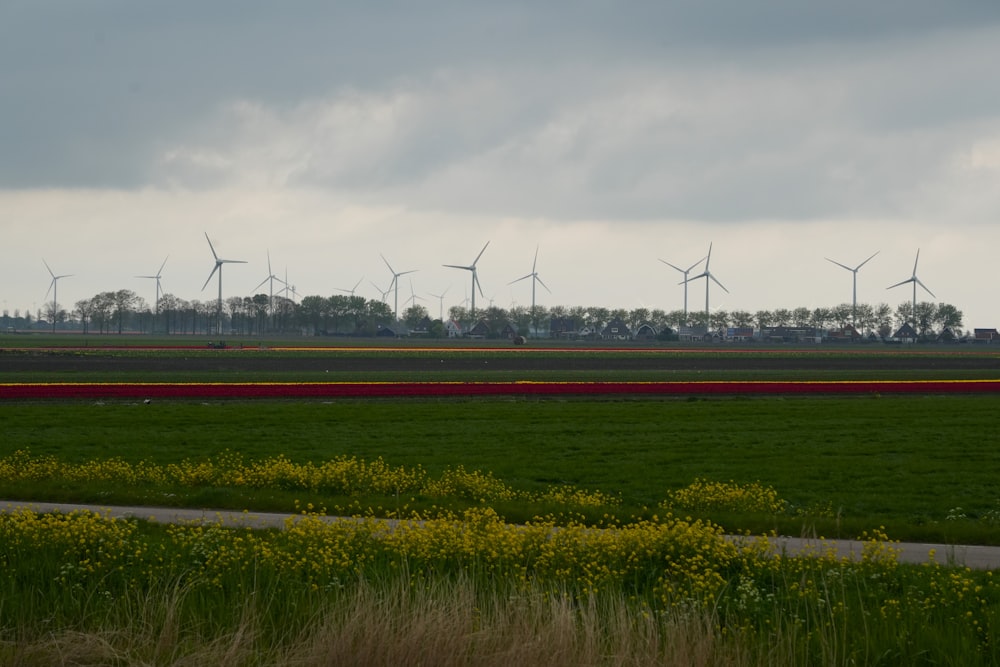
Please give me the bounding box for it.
[3,2,999,329]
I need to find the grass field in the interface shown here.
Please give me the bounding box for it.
[4,338,1000,665]
[3,337,1000,544]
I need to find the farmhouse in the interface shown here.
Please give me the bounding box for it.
[601,318,631,341]
[974,328,999,343]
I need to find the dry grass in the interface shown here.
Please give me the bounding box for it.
[0,578,775,667]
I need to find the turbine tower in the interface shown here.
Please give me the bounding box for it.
[380,254,416,322]
[683,243,728,332]
[136,256,168,331]
[825,251,878,329]
[659,254,705,322]
[43,259,72,333]
[887,249,935,331]
[444,241,489,319]
[508,245,550,336]
[201,233,247,336]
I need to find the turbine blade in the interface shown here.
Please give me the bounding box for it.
[508,273,532,285]
[887,277,914,290]
[253,277,270,292]
[825,257,853,272]
[532,245,539,272]
[687,257,706,272]
[536,275,551,293]
[710,273,729,294]
[472,241,490,266]
[474,272,484,297]
[915,277,936,298]
[43,259,55,278]
[659,259,684,273]
[157,256,169,276]
[856,250,879,270]
[443,263,470,271]
[204,233,219,261]
[912,249,920,275]
[381,254,395,274]
[202,264,220,291]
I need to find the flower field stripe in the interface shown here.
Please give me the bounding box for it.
[3,379,1000,399]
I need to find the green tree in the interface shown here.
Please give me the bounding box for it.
[934,303,963,332]
[298,295,328,335]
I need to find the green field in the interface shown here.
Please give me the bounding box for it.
[2,394,999,544]
[5,340,1000,665]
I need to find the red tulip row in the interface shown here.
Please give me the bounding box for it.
[2,380,999,400]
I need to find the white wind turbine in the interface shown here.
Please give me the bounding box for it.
[659,254,705,322]
[136,256,168,328]
[370,280,391,304]
[43,259,72,333]
[683,243,728,331]
[508,245,550,335]
[201,233,247,335]
[405,279,426,310]
[428,286,451,321]
[335,277,364,297]
[444,241,489,318]
[380,254,416,322]
[887,249,935,330]
[252,251,286,317]
[825,251,878,329]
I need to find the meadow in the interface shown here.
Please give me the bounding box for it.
[2,337,1000,665]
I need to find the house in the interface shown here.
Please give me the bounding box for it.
[601,318,631,341]
[937,327,958,343]
[549,316,578,339]
[409,316,433,336]
[726,326,755,342]
[499,322,519,339]
[466,320,490,338]
[890,323,918,343]
[764,326,821,343]
[633,323,658,340]
[825,325,862,342]
[677,325,709,342]
[974,328,999,344]
[445,320,463,338]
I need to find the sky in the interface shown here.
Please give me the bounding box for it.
[3,2,1000,329]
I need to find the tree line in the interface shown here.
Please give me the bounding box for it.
[5,289,964,339]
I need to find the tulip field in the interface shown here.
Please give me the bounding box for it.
[2,339,1000,665]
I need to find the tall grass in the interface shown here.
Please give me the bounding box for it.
[2,508,999,666]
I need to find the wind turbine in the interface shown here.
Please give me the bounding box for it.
[444,241,489,318]
[201,233,247,336]
[252,251,286,320]
[370,280,391,304]
[887,249,935,330]
[405,279,426,310]
[825,251,878,329]
[279,268,300,304]
[136,256,168,331]
[508,245,550,336]
[428,286,451,321]
[42,259,72,333]
[683,243,728,331]
[380,254,416,322]
[335,277,364,297]
[659,254,705,322]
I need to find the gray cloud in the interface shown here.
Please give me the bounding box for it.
[2,1,999,225]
